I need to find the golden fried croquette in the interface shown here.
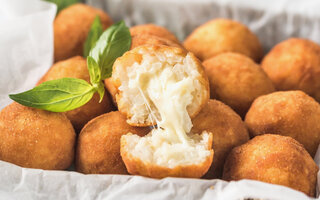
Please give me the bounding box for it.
[38,56,113,132]
[130,24,180,44]
[0,102,76,170]
[104,35,184,106]
[184,18,263,62]
[223,134,319,197]
[111,45,209,126]
[131,34,183,49]
[203,53,275,117]
[121,132,213,178]
[76,111,149,174]
[245,91,320,157]
[114,45,212,178]
[261,38,320,102]
[191,99,249,178]
[54,3,113,61]
[104,78,117,107]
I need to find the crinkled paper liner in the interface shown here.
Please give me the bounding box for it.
[1,0,320,199]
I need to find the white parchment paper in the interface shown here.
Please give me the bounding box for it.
[0,0,320,199]
[0,0,56,110]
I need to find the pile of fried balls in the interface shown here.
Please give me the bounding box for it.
[1,3,320,197]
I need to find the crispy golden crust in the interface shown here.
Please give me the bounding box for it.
[261,38,320,102]
[223,134,319,197]
[131,34,183,50]
[245,91,320,157]
[183,18,263,62]
[111,45,210,126]
[120,132,214,178]
[104,36,184,107]
[54,3,113,62]
[203,53,275,118]
[130,24,180,44]
[38,56,114,132]
[191,100,249,179]
[104,78,118,107]
[76,111,149,174]
[0,102,76,170]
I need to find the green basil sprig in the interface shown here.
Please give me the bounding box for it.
[44,0,79,14]
[9,21,131,112]
[83,16,103,58]
[90,21,131,79]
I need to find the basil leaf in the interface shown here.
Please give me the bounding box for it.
[96,82,105,103]
[83,16,103,58]
[87,56,101,85]
[89,20,131,80]
[9,78,95,112]
[44,0,79,14]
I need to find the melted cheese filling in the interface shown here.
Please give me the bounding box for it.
[120,50,211,168]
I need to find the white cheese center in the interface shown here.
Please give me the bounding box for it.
[121,50,211,168]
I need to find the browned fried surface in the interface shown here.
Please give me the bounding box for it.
[104,78,117,107]
[183,18,263,62]
[131,34,183,49]
[76,111,150,174]
[245,91,320,157]
[261,38,320,102]
[203,53,275,118]
[191,99,249,179]
[54,3,113,61]
[223,134,319,197]
[130,24,180,44]
[120,132,214,178]
[0,102,76,170]
[111,45,209,126]
[38,56,113,132]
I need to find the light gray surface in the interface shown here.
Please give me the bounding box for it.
[86,0,320,53]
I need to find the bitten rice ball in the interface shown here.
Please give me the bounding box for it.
[223,134,319,197]
[261,38,320,102]
[203,53,275,117]
[130,24,180,44]
[0,102,76,170]
[191,99,249,178]
[184,18,263,62]
[54,3,113,61]
[38,56,113,132]
[111,45,209,126]
[76,111,150,174]
[112,45,212,178]
[245,91,320,157]
[105,35,184,106]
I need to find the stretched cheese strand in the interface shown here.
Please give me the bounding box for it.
[133,63,195,145]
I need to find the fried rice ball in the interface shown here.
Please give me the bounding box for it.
[76,111,149,174]
[191,99,249,179]
[245,91,320,157]
[0,102,76,170]
[261,38,320,102]
[104,35,184,106]
[203,53,275,117]
[54,3,113,61]
[112,45,212,178]
[38,56,113,132]
[131,34,183,50]
[223,134,319,197]
[111,45,209,126]
[184,18,263,62]
[130,24,180,44]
